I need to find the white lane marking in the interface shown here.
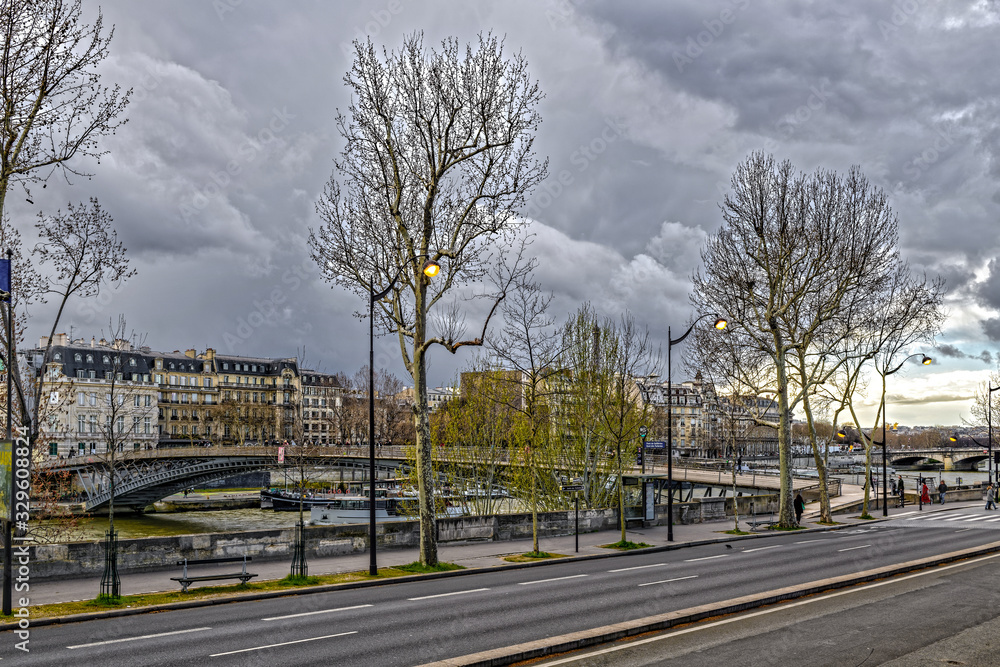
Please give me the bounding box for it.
[742,545,781,553]
[638,575,698,588]
[838,545,871,552]
[68,627,212,649]
[538,553,1000,666]
[518,575,587,586]
[684,555,728,562]
[263,604,372,621]
[955,528,974,533]
[408,588,489,601]
[794,540,822,544]
[609,563,667,573]
[894,511,919,517]
[984,517,1000,522]
[209,631,357,657]
[961,515,991,522]
[943,514,975,522]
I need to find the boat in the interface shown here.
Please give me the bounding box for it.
[308,496,401,524]
[259,488,389,511]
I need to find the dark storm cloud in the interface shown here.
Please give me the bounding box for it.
[14,0,996,426]
[935,344,994,365]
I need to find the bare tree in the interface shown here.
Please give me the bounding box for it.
[484,280,564,554]
[310,33,547,566]
[590,312,659,545]
[88,317,155,599]
[692,153,903,528]
[0,0,129,218]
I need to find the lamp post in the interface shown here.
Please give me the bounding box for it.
[990,384,1000,486]
[880,354,932,517]
[367,256,439,575]
[666,314,727,542]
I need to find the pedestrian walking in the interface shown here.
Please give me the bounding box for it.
[890,478,897,496]
[938,479,948,505]
[794,492,805,525]
[986,484,997,510]
[921,482,931,505]
[897,476,905,507]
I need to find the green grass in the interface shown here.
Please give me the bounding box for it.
[0,565,450,621]
[395,561,464,574]
[857,514,876,520]
[503,551,568,562]
[770,525,806,531]
[723,529,751,535]
[600,540,652,550]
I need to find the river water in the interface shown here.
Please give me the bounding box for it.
[38,466,996,543]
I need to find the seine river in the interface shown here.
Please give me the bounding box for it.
[37,466,996,543]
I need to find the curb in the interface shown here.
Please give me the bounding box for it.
[419,540,1000,667]
[0,521,859,630]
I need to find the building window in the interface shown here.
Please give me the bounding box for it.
[134,395,140,407]
[88,370,96,379]
[78,415,86,433]
[133,416,140,433]
[145,395,152,407]
[54,352,61,361]
[223,363,229,370]
[86,354,93,363]
[74,353,82,362]
[102,355,109,364]
[144,417,151,434]
[89,415,97,433]
[77,392,85,406]
[129,358,137,367]
[48,442,58,456]
[116,416,124,433]
[204,378,213,388]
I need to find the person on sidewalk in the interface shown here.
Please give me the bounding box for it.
[938,479,948,504]
[897,476,905,507]
[890,478,897,497]
[921,481,931,505]
[986,484,997,510]
[794,492,805,525]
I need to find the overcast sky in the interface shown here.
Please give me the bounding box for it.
[13,0,1000,428]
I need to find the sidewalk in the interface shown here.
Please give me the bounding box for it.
[28,492,990,608]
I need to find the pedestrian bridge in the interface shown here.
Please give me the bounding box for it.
[39,445,412,512]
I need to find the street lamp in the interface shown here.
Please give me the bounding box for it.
[879,354,932,517]
[368,255,439,575]
[990,384,1000,486]
[666,314,727,541]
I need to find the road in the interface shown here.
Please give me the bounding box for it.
[536,546,1000,666]
[6,513,1000,666]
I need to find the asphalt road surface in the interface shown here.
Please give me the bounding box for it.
[6,517,1000,666]
[534,549,1000,666]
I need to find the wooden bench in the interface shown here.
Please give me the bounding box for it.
[171,556,257,592]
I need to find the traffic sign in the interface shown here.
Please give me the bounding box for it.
[645,440,666,449]
[561,484,584,491]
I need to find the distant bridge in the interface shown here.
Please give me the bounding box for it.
[39,445,412,512]
[884,447,991,472]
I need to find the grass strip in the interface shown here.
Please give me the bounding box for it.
[1,564,463,621]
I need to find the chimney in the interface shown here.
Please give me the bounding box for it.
[53,333,68,346]
[39,336,49,348]
[91,337,96,348]
[185,349,196,359]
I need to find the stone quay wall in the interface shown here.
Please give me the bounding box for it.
[27,494,779,580]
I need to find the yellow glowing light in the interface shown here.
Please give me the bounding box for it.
[714,318,728,330]
[423,261,441,278]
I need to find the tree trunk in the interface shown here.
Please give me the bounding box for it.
[412,346,438,567]
[774,336,795,527]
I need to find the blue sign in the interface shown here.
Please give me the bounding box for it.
[0,258,9,295]
[645,440,666,449]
